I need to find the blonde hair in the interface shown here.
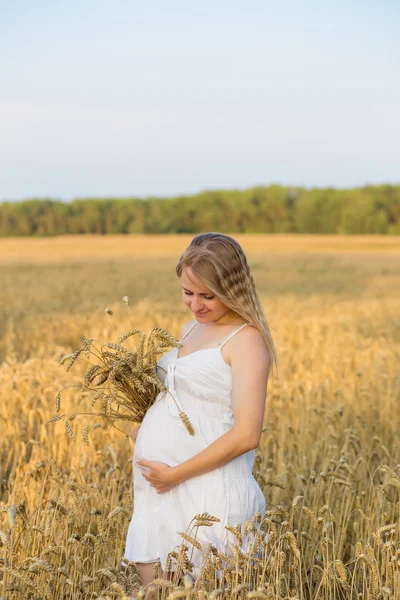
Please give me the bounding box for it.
[176,232,280,381]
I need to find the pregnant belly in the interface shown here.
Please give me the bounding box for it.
[134,397,209,467]
[133,397,256,480]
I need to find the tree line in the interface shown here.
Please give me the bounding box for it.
[0,184,399,236]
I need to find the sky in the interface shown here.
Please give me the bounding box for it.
[0,0,399,201]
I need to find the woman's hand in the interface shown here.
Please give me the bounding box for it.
[131,425,141,442]
[135,459,176,494]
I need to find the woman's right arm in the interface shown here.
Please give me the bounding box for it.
[131,424,141,441]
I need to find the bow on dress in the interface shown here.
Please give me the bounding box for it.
[163,362,184,417]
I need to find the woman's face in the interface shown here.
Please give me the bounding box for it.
[180,266,232,323]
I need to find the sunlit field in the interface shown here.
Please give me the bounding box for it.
[0,234,399,599]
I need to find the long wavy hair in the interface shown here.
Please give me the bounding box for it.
[176,232,280,381]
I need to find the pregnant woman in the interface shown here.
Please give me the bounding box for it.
[124,232,279,587]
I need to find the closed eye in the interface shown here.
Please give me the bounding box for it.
[183,290,215,300]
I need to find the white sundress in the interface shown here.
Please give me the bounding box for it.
[123,321,266,575]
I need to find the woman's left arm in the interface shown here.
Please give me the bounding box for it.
[137,327,271,493]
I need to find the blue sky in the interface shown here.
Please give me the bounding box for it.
[0,0,399,200]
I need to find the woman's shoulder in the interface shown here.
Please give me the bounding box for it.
[231,323,271,367]
[179,319,197,340]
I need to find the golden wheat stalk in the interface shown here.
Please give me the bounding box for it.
[50,315,195,441]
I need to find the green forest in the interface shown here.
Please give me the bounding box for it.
[1,184,399,236]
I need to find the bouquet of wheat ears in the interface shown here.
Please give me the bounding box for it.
[49,296,195,444]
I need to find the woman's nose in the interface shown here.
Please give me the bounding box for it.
[190,296,204,311]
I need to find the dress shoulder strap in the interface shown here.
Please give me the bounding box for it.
[179,320,198,343]
[219,322,250,349]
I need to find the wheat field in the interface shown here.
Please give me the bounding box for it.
[0,234,399,600]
